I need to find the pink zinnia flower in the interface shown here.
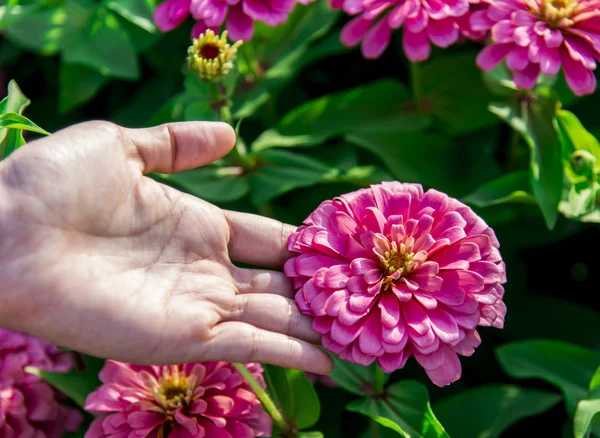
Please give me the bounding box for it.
[0,329,84,437]
[153,0,310,41]
[85,361,271,438]
[334,0,478,60]
[285,182,507,387]
[474,0,600,96]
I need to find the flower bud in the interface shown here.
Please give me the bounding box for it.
[187,30,242,83]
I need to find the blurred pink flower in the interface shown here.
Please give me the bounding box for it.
[85,361,271,438]
[154,0,311,41]
[285,182,506,387]
[334,0,479,60]
[474,0,600,96]
[0,329,83,437]
[153,0,192,32]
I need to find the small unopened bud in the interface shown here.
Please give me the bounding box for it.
[187,30,242,82]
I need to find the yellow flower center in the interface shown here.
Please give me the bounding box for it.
[538,0,578,27]
[149,366,195,414]
[381,242,414,290]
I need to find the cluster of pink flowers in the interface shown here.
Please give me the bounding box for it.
[0,329,83,437]
[84,361,271,438]
[153,0,311,41]
[333,0,599,95]
[285,182,507,387]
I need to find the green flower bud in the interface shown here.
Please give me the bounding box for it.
[570,150,597,175]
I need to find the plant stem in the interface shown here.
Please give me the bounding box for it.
[233,363,289,433]
[208,82,253,169]
[410,61,424,113]
[372,365,386,396]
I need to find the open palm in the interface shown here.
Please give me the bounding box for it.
[0,121,331,374]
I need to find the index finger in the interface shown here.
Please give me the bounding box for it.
[224,210,296,268]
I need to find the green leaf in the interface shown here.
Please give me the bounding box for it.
[0,2,44,31]
[297,432,324,438]
[250,149,337,206]
[159,167,249,203]
[329,355,388,396]
[59,63,107,113]
[556,110,600,159]
[574,368,600,438]
[496,340,600,414]
[0,79,30,117]
[434,384,562,438]
[0,113,51,135]
[251,80,428,151]
[277,80,424,137]
[3,2,91,55]
[490,91,563,228]
[1,80,32,158]
[105,0,156,33]
[421,51,498,135]
[64,8,139,80]
[26,354,104,408]
[347,380,449,438]
[264,365,321,430]
[461,171,536,208]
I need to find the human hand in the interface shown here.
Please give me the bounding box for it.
[0,121,332,374]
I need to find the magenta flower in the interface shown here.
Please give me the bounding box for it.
[153,0,192,32]
[474,0,600,96]
[154,0,310,41]
[0,329,83,437]
[285,182,506,387]
[334,0,479,60]
[85,361,271,438]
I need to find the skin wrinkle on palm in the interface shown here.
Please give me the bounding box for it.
[0,120,333,376]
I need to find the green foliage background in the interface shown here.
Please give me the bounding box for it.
[2,0,600,437]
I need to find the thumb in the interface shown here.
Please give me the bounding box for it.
[124,121,236,174]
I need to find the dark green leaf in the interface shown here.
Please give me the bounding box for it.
[64,8,139,80]
[26,354,104,408]
[264,365,321,430]
[251,80,428,151]
[461,171,536,207]
[503,297,600,350]
[434,384,562,438]
[145,93,188,126]
[59,63,107,113]
[0,112,51,135]
[347,380,449,438]
[490,91,563,229]
[105,0,156,33]
[329,355,388,396]
[250,149,337,206]
[496,340,600,414]
[160,167,249,203]
[346,130,500,196]
[421,51,498,135]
